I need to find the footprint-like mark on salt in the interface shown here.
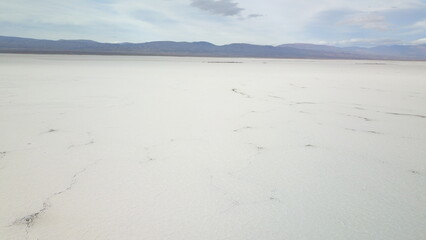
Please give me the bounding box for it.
[269,190,280,202]
[409,170,424,177]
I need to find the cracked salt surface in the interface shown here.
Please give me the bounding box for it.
[0,55,426,240]
[9,161,98,237]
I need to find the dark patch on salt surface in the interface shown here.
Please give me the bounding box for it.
[48,129,57,133]
[39,129,58,135]
[305,144,315,147]
[367,130,381,134]
[269,190,280,202]
[14,212,40,228]
[409,170,424,176]
[0,151,6,159]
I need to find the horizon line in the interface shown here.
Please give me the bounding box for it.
[2,35,425,48]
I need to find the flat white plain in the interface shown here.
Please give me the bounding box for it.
[0,54,425,240]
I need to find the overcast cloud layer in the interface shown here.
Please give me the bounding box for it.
[190,0,243,16]
[0,0,425,46]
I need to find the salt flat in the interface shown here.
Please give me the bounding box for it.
[0,54,425,240]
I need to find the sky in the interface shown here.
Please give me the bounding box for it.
[0,0,425,46]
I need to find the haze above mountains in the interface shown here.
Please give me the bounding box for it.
[1,36,425,60]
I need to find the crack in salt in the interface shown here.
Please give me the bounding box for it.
[68,140,94,149]
[343,114,372,122]
[293,101,316,105]
[228,143,264,176]
[232,88,251,98]
[268,95,285,100]
[233,126,253,132]
[386,112,426,119]
[289,83,306,89]
[10,160,99,238]
[345,128,381,134]
[68,132,95,149]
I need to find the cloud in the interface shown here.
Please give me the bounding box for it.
[190,0,243,16]
[1,0,425,45]
[333,38,403,47]
[341,13,389,30]
[412,38,426,45]
[131,9,176,25]
[412,19,426,29]
[305,5,426,46]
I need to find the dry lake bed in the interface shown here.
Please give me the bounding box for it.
[0,54,425,240]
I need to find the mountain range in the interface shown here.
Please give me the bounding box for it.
[1,36,425,60]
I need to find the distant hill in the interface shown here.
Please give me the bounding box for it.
[1,36,425,60]
[278,43,426,60]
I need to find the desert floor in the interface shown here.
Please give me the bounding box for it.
[1,54,425,240]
